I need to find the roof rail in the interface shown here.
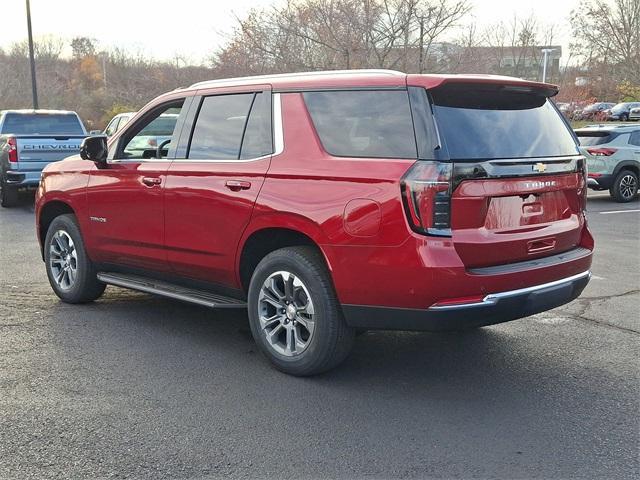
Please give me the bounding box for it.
[189,69,405,89]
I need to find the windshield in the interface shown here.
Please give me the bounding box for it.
[431,85,578,160]
[2,113,85,135]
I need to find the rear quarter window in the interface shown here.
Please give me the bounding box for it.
[430,85,578,160]
[303,90,417,159]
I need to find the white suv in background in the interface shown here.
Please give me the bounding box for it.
[575,124,640,202]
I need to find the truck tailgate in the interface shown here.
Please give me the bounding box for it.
[16,136,85,172]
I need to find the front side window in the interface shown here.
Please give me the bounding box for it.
[104,117,120,137]
[119,102,183,160]
[303,90,417,159]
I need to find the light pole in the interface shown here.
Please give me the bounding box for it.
[25,0,38,109]
[541,48,556,83]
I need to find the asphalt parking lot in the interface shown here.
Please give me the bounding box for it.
[0,191,638,479]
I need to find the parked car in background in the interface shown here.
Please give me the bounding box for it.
[574,102,615,121]
[626,106,640,121]
[0,109,87,207]
[103,112,134,137]
[36,70,593,375]
[607,102,640,122]
[575,124,640,202]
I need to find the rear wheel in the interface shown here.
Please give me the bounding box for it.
[44,214,106,303]
[247,246,355,376]
[610,170,638,203]
[0,178,19,208]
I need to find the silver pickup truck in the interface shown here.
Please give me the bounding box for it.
[0,109,87,207]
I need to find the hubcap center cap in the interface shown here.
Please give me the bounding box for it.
[285,304,297,320]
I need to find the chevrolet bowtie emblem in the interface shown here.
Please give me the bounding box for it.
[533,162,547,173]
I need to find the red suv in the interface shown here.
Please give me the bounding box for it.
[36,70,593,375]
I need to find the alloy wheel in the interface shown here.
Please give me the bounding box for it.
[620,174,637,201]
[49,230,78,290]
[258,271,315,357]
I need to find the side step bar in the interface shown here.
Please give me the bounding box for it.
[97,272,247,309]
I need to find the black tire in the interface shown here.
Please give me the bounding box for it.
[609,169,638,203]
[247,246,355,376]
[44,214,106,303]
[0,178,19,208]
[620,113,629,122]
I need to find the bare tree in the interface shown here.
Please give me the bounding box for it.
[212,0,471,76]
[571,0,640,82]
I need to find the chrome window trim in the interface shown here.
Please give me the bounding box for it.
[170,92,283,164]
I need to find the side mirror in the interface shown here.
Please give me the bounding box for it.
[80,135,108,167]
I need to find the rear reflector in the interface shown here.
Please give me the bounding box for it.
[430,295,486,308]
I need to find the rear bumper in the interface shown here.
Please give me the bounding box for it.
[4,169,41,187]
[587,174,614,190]
[342,270,591,331]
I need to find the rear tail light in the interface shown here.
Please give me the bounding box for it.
[401,161,452,236]
[587,147,617,156]
[577,157,587,213]
[6,137,18,163]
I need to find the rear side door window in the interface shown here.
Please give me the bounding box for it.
[629,131,640,147]
[303,90,417,159]
[188,92,272,160]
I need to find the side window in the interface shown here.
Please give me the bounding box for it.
[303,90,417,159]
[188,93,255,160]
[104,117,120,137]
[240,93,272,159]
[118,101,184,160]
[117,115,131,132]
[629,131,640,147]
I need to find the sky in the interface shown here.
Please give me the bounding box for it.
[1,0,578,65]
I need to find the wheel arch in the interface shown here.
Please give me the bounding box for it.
[613,160,640,178]
[237,226,330,293]
[38,200,76,260]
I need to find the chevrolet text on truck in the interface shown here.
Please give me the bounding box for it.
[35,70,593,376]
[0,109,87,207]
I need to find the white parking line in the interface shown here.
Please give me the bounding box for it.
[599,209,640,214]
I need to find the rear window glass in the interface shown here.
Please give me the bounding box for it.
[303,90,417,159]
[2,113,84,135]
[431,85,578,160]
[576,133,614,146]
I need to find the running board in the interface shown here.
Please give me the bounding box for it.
[97,272,247,309]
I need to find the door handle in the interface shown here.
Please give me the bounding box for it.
[225,180,251,191]
[142,177,162,187]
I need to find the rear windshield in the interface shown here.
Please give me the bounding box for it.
[576,132,614,146]
[1,113,84,135]
[431,85,578,160]
[303,90,417,159]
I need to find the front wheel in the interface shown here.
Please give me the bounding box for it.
[610,170,638,203]
[44,214,106,303]
[247,246,355,376]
